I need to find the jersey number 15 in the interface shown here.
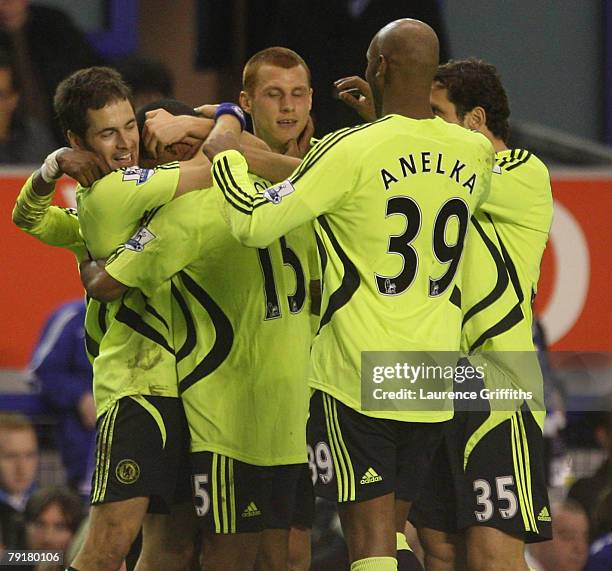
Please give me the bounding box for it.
[257,236,306,320]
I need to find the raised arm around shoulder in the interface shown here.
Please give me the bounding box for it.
[144,110,215,159]
[173,158,213,198]
[13,174,89,260]
[31,170,57,197]
[80,259,128,302]
[212,133,353,247]
[239,131,271,151]
[242,146,301,183]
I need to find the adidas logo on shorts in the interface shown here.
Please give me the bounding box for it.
[241,502,262,518]
[537,506,551,522]
[360,467,383,484]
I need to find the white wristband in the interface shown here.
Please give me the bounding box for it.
[40,147,70,183]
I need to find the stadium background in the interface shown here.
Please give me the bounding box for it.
[0,0,611,567]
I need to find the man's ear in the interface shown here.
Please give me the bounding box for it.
[465,106,487,131]
[67,130,85,151]
[239,91,252,115]
[377,54,388,82]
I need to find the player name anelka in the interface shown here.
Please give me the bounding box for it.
[379,152,478,193]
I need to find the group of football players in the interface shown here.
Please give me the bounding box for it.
[12,17,552,571]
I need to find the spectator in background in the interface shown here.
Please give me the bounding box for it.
[533,318,569,487]
[0,413,38,549]
[527,499,589,571]
[29,301,95,496]
[0,48,54,163]
[0,0,102,145]
[23,486,83,571]
[585,485,612,570]
[568,404,612,534]
[114,56,174,110]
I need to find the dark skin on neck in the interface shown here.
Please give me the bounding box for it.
[367,18,439,120]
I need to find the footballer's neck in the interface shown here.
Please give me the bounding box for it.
[252,125,286,155]
[475,124,508,153]
[269,141,288,155]
[486,132,508,153]
[383,86,435,120]
[492,138,509,153]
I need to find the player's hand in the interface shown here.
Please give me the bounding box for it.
[143,109,196,160]
[56,148,110,187]
[285,115,315,158]
[202,131,242,161]
[194,104,219,119]
[77,392,97,429]
[334,76,377,122]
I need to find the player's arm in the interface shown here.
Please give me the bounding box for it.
[13,178,86,260]
[79,259,128,303]
[470,141,495,214]
[143,107,271,158]
[480,159,551,225]
[144,109,214,159]
[204,126,353,248]
[142,116,246,204]
[334,76,377,122]
[241,146,301,183]
[83,198,206,302]
[174,158,213,197]
[113,155,211,217]
[13,148,113,259]
[144,104,290,184]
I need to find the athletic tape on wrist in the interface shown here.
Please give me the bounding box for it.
[40,147,70,183]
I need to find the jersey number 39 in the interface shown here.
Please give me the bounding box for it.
[376,196,469,296]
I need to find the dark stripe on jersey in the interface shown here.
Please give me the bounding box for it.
[462,217,509,325]
[212,161,252,215]
[85,330,99,358]
[315,230,327,294]
[171,281,196,363]
[115,301,174,354]
[251,193,276,211]
[497,149,521,170]
[317,215,360,331]
[450,286,461,309]
[178,271,234,394]
[145,303,169,331]
[469,303,523,353]
[291,117,393,185]
[106,245,125,266]
[505,151,532,171]
[467,216,526,351]
[291,117,391,181]
[98,303,107,334]
[290,127,353,181]
[222,155,255,203]
[142,205,164,227]
[216,157,252,208]
[497,156,510,170]
[490,215,524,304]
